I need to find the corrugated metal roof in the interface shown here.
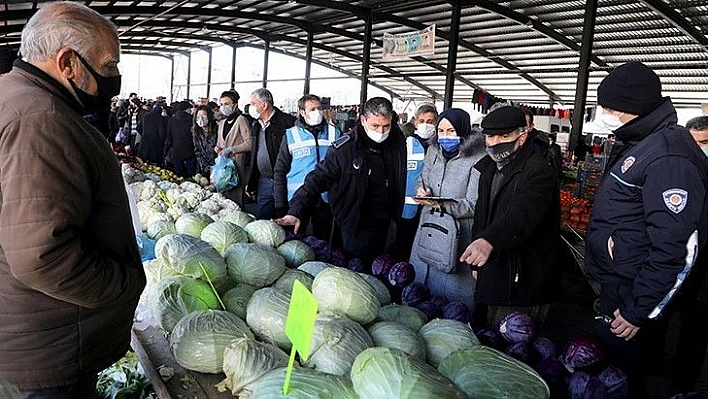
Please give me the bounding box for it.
[1,0,707,107]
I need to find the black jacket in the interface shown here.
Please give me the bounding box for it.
[288,124,407,234]
[585,98,708,326]
[472,139,561,306]
[138,108,167,165]
[246,107,296,189]
[166,111,195,161]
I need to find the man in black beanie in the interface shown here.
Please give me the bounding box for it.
[460,106,561,330]
[585,61,708,397]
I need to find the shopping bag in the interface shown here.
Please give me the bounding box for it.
[211,154,239,192]
[414,209,461,273]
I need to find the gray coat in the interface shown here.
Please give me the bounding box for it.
[410,134,486,313]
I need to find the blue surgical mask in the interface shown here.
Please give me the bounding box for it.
[438,136,461,153]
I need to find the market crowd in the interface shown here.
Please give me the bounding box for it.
[1,1,708,398]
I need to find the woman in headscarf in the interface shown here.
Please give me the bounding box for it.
[409,108,487,317]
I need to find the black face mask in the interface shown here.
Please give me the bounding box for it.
[69,50,121,113]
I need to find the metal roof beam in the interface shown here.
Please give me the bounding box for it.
[639,0,708,51]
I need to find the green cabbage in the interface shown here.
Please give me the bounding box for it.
[273,269,314,294]
[376,305,428,332]
[297,261,333,277]
[305,315,373,376]
[143,258,178,286]
[276,240,315,267]
[217,337,290,397]
[312,267,380,324]
[438,346,550,398]
[367,321,426,360]
[169,310,253,374]
[248,367,358,399]
[246,287,292,351]
[224,243,286,287]
[200,220,249,255]
[222,283,258,320]
[0,374,20,399]
[350,347,466,398]
[146,220,176,241]
[175,212,214,238]
[221,210,255,228]
[155,234,228,284]
[244,219,286,247]
[358,272,391,306]
[419,318,480,367]
[148,276,221,332]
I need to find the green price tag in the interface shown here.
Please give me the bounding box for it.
[282,280,318,395]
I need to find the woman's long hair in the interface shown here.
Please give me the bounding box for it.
[192,105,217,137]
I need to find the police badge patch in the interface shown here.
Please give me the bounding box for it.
[621,156,635,173]
[663,188,688,214]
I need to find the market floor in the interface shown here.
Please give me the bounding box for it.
[541,246,708,399]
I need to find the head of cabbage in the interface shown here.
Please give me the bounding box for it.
[146,220,176,241]
[175,212,214,238]
[169,310,253,374]
[367,321,426,361]
[304,315,373,376]
[200,220,249,256]
[419,318,480,367]
[247,367,358,399]
[155,234,228,285]
[276,240,315,267]
[244,219,286,247]
[224,243,286,287]
[148,276,221,332]
[221,210,255,228]
[222,283,258,320]
[312,267,380,325]
[273,269,314,294]
[216,337,290,397]
[246,287,292,351]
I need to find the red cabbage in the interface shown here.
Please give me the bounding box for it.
[430,295,450,309]
[371,254,396,281]
[401,283,429,306]
[329,248,348,267]
[301,235,320,247]
[598,365,628,399]
[442,301,470,324]
[567,371,606,399]
[346,258,366,273]
[310,240,328,252]
[562,335,605,373]
[532,336,557,361]
[473,327,506,350]
[388,262,415,287]
[504,341,533,364]
[499,311,536,344]
[534,358,569,398]
[414,301,443,321]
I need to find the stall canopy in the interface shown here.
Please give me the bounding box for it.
[0,0,707,107]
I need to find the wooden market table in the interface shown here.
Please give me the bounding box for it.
[131,324,233,399]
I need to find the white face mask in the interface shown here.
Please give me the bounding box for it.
[601,112,625,132]
[220,104,234,117]
[197,117,209,127]
[305,110,323,126]
[249,104,261,120]
[416,123,436,139]
[365,127,390,143]
[702,146,708,157]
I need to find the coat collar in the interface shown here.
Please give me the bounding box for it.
[13,58,86,115]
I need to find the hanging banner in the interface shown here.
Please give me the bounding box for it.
[382,24,435,60]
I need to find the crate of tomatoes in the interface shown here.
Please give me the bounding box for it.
[560,189,593,234]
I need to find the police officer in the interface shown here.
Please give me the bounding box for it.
[275,97,407,265]
[273,94,341,241]
[584,62,708,397]
[395,103,438,259]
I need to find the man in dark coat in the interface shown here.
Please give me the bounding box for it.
[166,101,197,177]
[245,88,296,220]
[460,106,561,329]
[584,62,708,397]
[275,97,407,265]
[138,103,168,165]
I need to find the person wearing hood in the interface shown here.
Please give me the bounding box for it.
[409,108,487,314]
[275,97,406,265]
[394,103,438,259]
[460,105,561,329]
[274,94,341,242]
[137,103,168,165]
[215,90,252,207]
[583,61,708,397]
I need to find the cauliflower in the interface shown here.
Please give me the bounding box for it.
[147,212,174,226]
[179,181,203,193]
[158,181,179,191]
[176,192,202,210]
[136,201,159,229]
[122,164,146,184]
[147,197,168,213]
[140,180,159,201]
[130,182,144,200]
[166,203,189,220]
[165,188,182,204]
[196,198,221,214]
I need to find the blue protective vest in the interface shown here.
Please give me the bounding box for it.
[402,136,426,219]
[286,123,340,201]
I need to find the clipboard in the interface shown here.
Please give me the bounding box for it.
[412,196,458,202]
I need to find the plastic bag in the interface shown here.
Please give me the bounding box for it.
[211,153,239,193]
[136,234,156,261]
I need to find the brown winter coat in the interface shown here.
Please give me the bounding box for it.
[0,60,146,390]
[217,113,252,190]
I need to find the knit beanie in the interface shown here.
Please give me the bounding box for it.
[437,108,471,138]
[597,61,663,117]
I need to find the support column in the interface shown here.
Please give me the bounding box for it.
[230,45,237,90]
[206,47,213,99]
[186,51,192,101]
[304,30,314,94]
[360,12,372,107]
[169,55,174,103]
[444,1,462,109]
[262,40,270,88]
[570,0,598,152]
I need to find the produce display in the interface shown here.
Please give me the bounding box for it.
[560,188,593,233]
